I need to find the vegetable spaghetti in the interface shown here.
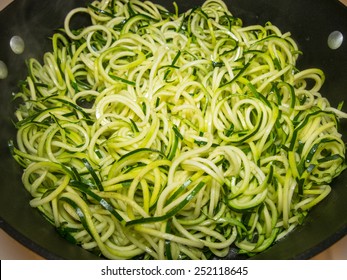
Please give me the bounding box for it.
[9,0,347,259]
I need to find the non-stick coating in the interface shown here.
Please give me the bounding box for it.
[0,0,346,259]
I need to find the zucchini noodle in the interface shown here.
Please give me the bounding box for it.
[10,0,347,259]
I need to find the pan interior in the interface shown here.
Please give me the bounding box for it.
[0,0,346,260]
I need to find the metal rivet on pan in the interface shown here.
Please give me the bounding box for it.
[0,60,8,79]
[327,31,343,50]
[10,35,25,54]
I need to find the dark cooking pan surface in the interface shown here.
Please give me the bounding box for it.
[0,0,346,260]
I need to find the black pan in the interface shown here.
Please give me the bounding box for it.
[0,0,346,260]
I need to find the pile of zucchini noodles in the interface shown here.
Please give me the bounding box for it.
[10,0,347,259]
